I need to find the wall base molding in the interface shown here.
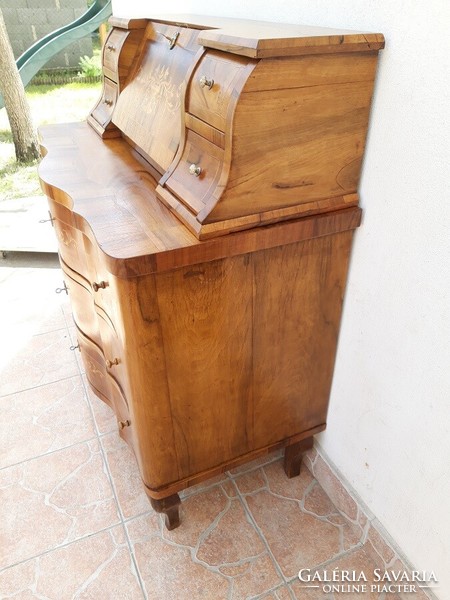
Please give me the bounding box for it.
[303,443,438,600]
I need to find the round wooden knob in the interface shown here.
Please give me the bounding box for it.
[106,358,119,368]
[199,75,214,89]
[92,280,108,292]
[189,164,202,177]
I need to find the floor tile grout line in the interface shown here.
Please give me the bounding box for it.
[251,582,296,600]
[79,374,108,440]
[0,521,123,575]
[233,470,290,587]
[30,323,68,337]
[95,429,127,525]
[79,375,148,600]
[0,371,102,471]
[93,424,149,600]
[283,542,365,587]
[0,431,100,472]
[236,466,372,591]
[0,369,81,399]
[122,514,149,600]
[94,427,150,598]
[66,325,87,378]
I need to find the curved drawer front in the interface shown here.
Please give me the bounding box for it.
[102,28,130,81]
[95,306,129,403]
[187,50,253,132]
[109,376,134,447]
[77,325,133,446]
[91,78,119,128]
[77,327,111,403]
[165,130,224,215]
[60,261,102,348]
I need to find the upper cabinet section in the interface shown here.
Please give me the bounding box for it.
[88,14,384,239]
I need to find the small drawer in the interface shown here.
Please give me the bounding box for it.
[91,78,118,128]
[187,50,251,132]
[103,28,130,81]
[165,130,224,215]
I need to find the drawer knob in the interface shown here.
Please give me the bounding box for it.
[92,280,109,292]
[55,282,68,295]
[189,164,202,177]
[119,419,131,430]
[199,75,214,90]
[106,358,119,368]
[103,98,113,106]
[106,43,116,51]
[69,344,80,352]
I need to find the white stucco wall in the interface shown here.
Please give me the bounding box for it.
[112,0,450,594]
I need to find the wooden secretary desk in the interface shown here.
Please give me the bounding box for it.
[38,14,384,529]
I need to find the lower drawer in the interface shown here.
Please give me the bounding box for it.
[77,325,133,446]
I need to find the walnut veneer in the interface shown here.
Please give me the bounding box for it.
[38,14,383,529]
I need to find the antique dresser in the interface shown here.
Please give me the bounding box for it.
[38,14,384,528]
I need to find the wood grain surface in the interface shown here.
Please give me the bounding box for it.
[38,14,383,518]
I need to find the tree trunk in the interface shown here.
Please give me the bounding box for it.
[0,8,39,163]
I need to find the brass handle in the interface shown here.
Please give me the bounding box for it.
[55,282,68,295]
[92,280,109,292]
[119,419,131,430]
[106,358,119,368]
[199,75,214,90]
[106,43,116,51]
[103,98,113,106]
[189,164,202,177]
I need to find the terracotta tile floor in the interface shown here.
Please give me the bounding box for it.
[0,256,399,599]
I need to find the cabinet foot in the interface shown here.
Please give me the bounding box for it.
[150,493,181,530]
[283,437,314,478]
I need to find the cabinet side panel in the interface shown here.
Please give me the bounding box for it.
[155,255,254,479]
[252,230,354,447]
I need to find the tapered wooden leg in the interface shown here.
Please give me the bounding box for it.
[150,493,181,530]
[283,437,314,478]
